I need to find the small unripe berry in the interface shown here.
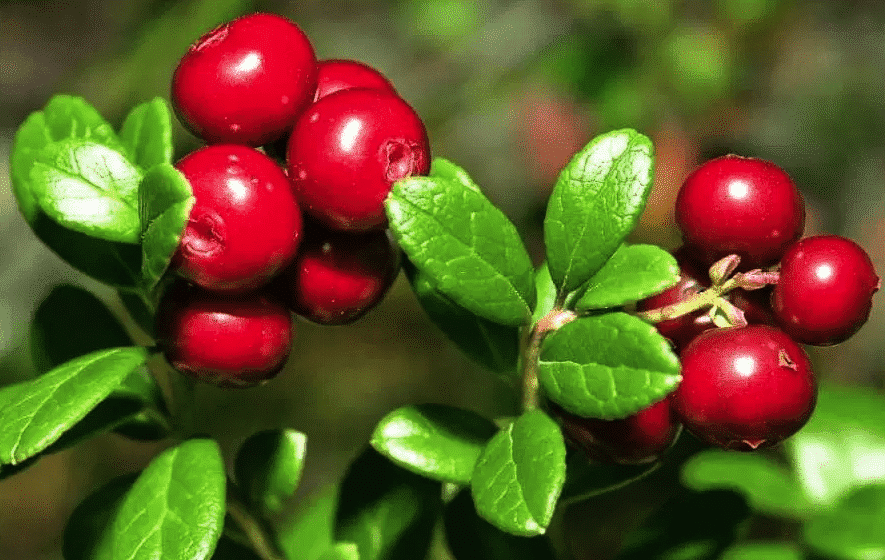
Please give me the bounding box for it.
[773,235,879,345]
[676,155,805,269]
[287,88,430,231]
[172,13,317,145]
[156,282,294,388]
[276,224,400,325]
[672,325,817,451]
[550,399,681,465]
[173,145,302,293]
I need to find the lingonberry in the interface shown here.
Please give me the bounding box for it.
[675,155,805,269]
[773,235,880,346]
[276,223,401,325]
[172,13,317,146]
[314,59,396,101]
[287,88,430,231]
[549,399,681,465]
[672,325,817,451]
[155,282,294,388]
[173,145,302,293]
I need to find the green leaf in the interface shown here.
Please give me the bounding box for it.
[559,452,660,505]
[720,543,804,560]
[803,484,885,560]
[119,97,174,169]
[471,409,566,536]
[63,474,137,560]
[31,213,142,287]
[544,129,655,294]
[139,163,195,288]
[31,139,142,243]
[429,157,481,192]
[335,447,442,560]
[531,262,558,324]
[0,347,148,466]
[617,490,750,560]
[278,486,338,560]
[444,490,557,560]
[575,244,680,311]
[319,543,361,560]
[406,264,520,375]
[110,439,226,560]
[234,429,307,515]
[371,404,498,484]
[10,95,124,223]
[786,385,885,508]
[681,450,813,520]
[538,313,681,419]
[386,171,535,326]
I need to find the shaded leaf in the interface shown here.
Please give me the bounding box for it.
[371,404,498,484]
[139,163,195,288]
[278,486,338,560]
[575,244,680,311]
[120,97,174,169]
[110,439,226,560]
[387,171,535,326]
[559,451,660,505]
[234,429,307,515]
[545,129,654,294]
[803,484,885,560]
[471,410,566,536]
[336,448,442,560]
[63,474,137,560]
[538,313,681,419]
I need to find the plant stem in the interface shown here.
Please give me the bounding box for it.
[521,308,577,412]
[226,488,287,560]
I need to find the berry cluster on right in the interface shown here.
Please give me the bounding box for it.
[554,154,879,462]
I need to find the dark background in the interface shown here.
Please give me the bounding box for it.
[1,0,884,558]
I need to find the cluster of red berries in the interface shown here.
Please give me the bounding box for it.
[156,13,428,387]
[554,155,879,462]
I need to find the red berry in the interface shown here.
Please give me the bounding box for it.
[276,224,401,325]
[550,399,681,465]
[773,235,879,346]
[636,247,714,351]
[156,282,293,388]
[314,59,396,101]
[172,13,317,145]
[672,325,817,451]
[173,145,302,292]
[287,88,430,231]
[675,155,805,269]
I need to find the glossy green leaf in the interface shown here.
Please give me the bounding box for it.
[387,172,535,326]
[0,346,148,466]
[444,490,556,560]
[31,213,142,287]
[544,129,654,294]
[110,439,226,560]
[10,95,124,223]
[471,409,566,536]
[139,163,195,287]
[63,474,137,560]
[617,490,750,560]
[429,157,481,192]
[30,284,133,373]
[575,244,680,311]
[371,404,498,484]
[681,450,812,520]
[538,313,681,419]
[531,262,557,324]
[278,486,338,560]
[234,429,307,515]
[319,543,361,560]
[720,542,803,560]
[335,448,442,560]
[786,385,885,508]
[407,264,520,375]
[803,484,885,560]
[30,139,142,243]
[119,97,174,169]
[559,452,660,505]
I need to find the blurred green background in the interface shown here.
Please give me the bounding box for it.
[2,0,885,558]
